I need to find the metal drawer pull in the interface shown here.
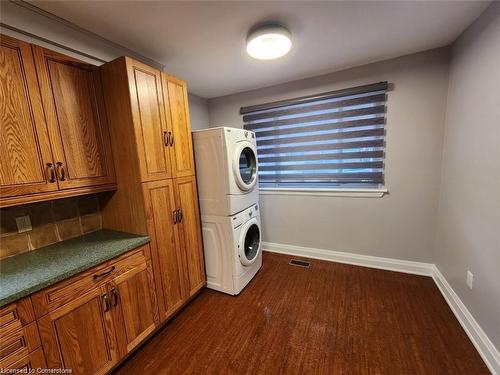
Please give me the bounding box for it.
[93,266,115,280]
[177,209,183,223]
[56,162,66,181]
[102,294,110,312]
[169,132,174,146]
[46,163,56,183]
[173,209,178,224]
[110,288,119,307]
[163,131,170,147]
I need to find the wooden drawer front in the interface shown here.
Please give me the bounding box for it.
[1,347,46,372]
[0,322,41,368]
[0,298,35,331]
[31,245,151,317]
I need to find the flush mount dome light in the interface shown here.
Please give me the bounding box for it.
[246,24,292,60]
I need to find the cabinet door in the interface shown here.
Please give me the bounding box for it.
[109,259,158,356]
[143,179,186,321]
[32,46,115,190]
[126,58,172,181]
[162,74,195,177]
[1,348,46,372]
[175,176,206,297]
[0,35,57,198]
[37,286,118,375]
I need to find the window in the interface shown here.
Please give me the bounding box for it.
[241,82,388,189]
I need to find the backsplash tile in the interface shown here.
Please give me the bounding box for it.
[0,195,103,259]
[57,218,82,241]
[0,233,30,259]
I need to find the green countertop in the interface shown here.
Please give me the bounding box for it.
[0,230,150,307]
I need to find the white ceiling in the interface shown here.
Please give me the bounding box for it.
[31,1,490,98]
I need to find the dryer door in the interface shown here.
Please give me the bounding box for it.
[238,218,261,266]
[233,142,258,192]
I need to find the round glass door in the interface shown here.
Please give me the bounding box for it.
[233,144,257,191]
[240,222,261,265]
[239,147,256,184]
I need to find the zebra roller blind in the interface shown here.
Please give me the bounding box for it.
[241,82,388,188]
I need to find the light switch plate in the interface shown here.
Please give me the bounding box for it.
[15,215,32,233]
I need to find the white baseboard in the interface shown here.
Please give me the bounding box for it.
[262,241,499,374]
[432,266,500,375]
[262,241,434,276]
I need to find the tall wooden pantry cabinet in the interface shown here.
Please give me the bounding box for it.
[99,57,205,323]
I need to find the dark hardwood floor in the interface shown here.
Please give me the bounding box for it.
[114,252,489,374]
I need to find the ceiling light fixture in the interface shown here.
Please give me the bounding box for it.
[246,24,292,60]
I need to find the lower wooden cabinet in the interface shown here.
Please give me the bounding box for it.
[37,286,119,375]
[4,348,47,372]
[174,176,206,297]
[31,244,158,375]
[109,259,158,356]
[143,176,205,322]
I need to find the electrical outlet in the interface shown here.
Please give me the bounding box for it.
[466,270,473,289]
[15,215,32,233]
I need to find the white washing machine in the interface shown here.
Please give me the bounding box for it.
[201,204,262,295]
[193,127,259,216]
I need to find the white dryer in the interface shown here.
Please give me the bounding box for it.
[201,204,262,295]
[193,127,259,216]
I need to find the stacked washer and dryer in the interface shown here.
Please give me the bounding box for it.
[193,127,262,295]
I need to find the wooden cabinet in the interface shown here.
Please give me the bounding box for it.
[32,46,115,190]
[37,286,119,375]
[33,245,156,375]
[174,176,205,297]
[0,297,43,370]
[108,258,158,356]
[162,74,195,177]
[2,348,46,372]
[142,177,204,321]
[0,35,57,198]
[0,35,117,207]
[100,56,206,325]
[125,58,172,181]
[143,179,186,320]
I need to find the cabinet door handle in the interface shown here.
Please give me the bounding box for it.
[46,163,56,183]
[56,162,66,181]
[168,132,174,146]
[102,294,110,312]
[172,210,178,224]
[177,209,183,223]
[110,287,119,307]
[93,266,115,280]
[163,131,169,146]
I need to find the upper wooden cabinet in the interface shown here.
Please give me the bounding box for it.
[101,57,172,182]
[100,57,196,182]
[32,46,116,190]
[0,35,117,207]
[0,35,57,198]
[162,74,195,177]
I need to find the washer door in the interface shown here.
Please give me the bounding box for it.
[238,218,261,266]
[233,142,258,192]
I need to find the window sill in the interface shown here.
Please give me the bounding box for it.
[259,187,388,198]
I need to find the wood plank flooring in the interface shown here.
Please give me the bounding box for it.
[114,252,489,374]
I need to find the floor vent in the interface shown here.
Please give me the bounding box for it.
[289,259,310,268]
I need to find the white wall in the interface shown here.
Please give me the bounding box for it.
[0,0,161,67]
[188,94,210,130]
[209,48,450,263]
[435,3,500,350]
